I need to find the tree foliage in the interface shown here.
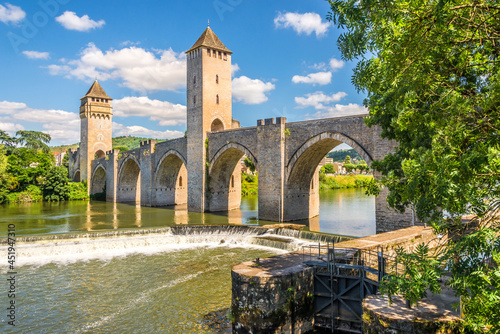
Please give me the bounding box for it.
[321,163,335,174]
[328,0,500,331]
[42,166,70,201]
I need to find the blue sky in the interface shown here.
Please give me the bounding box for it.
[0,0,367,146]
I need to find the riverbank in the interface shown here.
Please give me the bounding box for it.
[319,174,373,190]
[3,182,88,204]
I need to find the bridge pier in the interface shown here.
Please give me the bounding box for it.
[139,140,156,207]
[257,118,286,221]
[105,149,120,203]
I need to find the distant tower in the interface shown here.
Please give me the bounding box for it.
[186,25,233,212]
[79,80,113,187]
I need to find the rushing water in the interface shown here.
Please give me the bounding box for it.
[0,189,374,333]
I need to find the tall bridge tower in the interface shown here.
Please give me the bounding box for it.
[79,80,113,187]
[186,25,233,212]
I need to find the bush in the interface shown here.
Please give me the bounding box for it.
[5,185,43,203]
[319,174,373,190]
[42,166,70,201]
[68,182,89,201]
[241,172,258,196]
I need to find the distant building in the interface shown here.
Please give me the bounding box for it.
[54,151,67,166]
[318,157,334,167]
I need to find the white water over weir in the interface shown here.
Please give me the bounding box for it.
[0,226,351,267]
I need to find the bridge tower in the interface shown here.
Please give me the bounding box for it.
[79,80,113,188]
[186,25,233,212]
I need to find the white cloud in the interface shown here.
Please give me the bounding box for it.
[295,91,367,118]
[0,3,25,25]
[292,71,332,85]
[232,76,275,104]
[0,122,24,132]
[112,123,184,140]
[310,103,368,118]
[22,51,50,60]
[274,12,331,37]
[47,43,186,93]
[0,100,80,144]
[113,96,186,126]
[42,120,80,143]
[55,11,105,32]
[295,91,348,109]
[231,63,240,76]
[329,58,345,70]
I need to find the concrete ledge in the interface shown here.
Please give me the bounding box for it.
[363,293,463,334]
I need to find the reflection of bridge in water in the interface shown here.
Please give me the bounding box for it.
[68,26,413,233]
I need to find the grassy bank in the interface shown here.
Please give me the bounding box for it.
[240,173,372,196]
[319,174,373,190]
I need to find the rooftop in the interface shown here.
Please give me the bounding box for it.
[81,80,112,100]
[187,26,232,54]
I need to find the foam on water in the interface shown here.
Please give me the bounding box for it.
[0,226,316,267]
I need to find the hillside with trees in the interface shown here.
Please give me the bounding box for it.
[51,136,167,153]
[327,148,362,162]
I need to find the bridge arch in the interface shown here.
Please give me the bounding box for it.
[208,142,257,212]
[90,165,106,195]
[117,156,141,204]
[284,132,373,221]
[152,150,188,206]
[95,149,105,159]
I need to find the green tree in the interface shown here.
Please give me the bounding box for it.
[42,166,70,201]
[7,148,54,190]
[16,130,51,153]
[328,0,500,331]
[343,163,356,173]
[321,163,335,174]
[343,155,351,164]
[244,157,256,173]
[0,130,16,151]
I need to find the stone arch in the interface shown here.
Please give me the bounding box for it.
[95,149,105,159]
[90,165,106,195]
[152,150,188,206]
[284,132,373,221]
[73,170,81,182]
[208,143,255,212]
[117,156,141,204]
[211,118,224,132]
[210,142,257,172]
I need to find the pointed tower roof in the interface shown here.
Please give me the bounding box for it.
[81,80,112,100]
[187,26,232,54]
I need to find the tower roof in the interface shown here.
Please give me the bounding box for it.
[187,27,232,54]
[81,80,112,100]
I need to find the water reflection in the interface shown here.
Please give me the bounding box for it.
[0,189,375,237]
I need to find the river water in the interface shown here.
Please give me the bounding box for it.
[0,189,374,333]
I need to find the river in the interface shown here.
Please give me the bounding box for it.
[0,189,374,333]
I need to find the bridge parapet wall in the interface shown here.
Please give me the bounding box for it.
[207,127,258,165]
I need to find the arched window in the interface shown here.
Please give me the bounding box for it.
[179,176,183,187]
[193,76,196,85]
[211,119,224,132]
[231,175,235,188]
[216,95,219,104]
[216,74,219,84]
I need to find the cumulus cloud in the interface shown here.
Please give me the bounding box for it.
[47,43,186,93]
[112,122,184,139]
[295,91,367,118]
[0,3,25,25]
[329,58,345,70]
[0,122,24,132]
[292,71,332,85]
[310,103,368,119]
[232,76,275,104]
[55,11,105,32]
[274,12,331,37]
[0,100,80,144]
[113,96,186,126]
[22,51,50,60]
[295,91,348,109]
[231,63,240,76]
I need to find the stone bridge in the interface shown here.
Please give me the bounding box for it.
[81,114,413,233]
